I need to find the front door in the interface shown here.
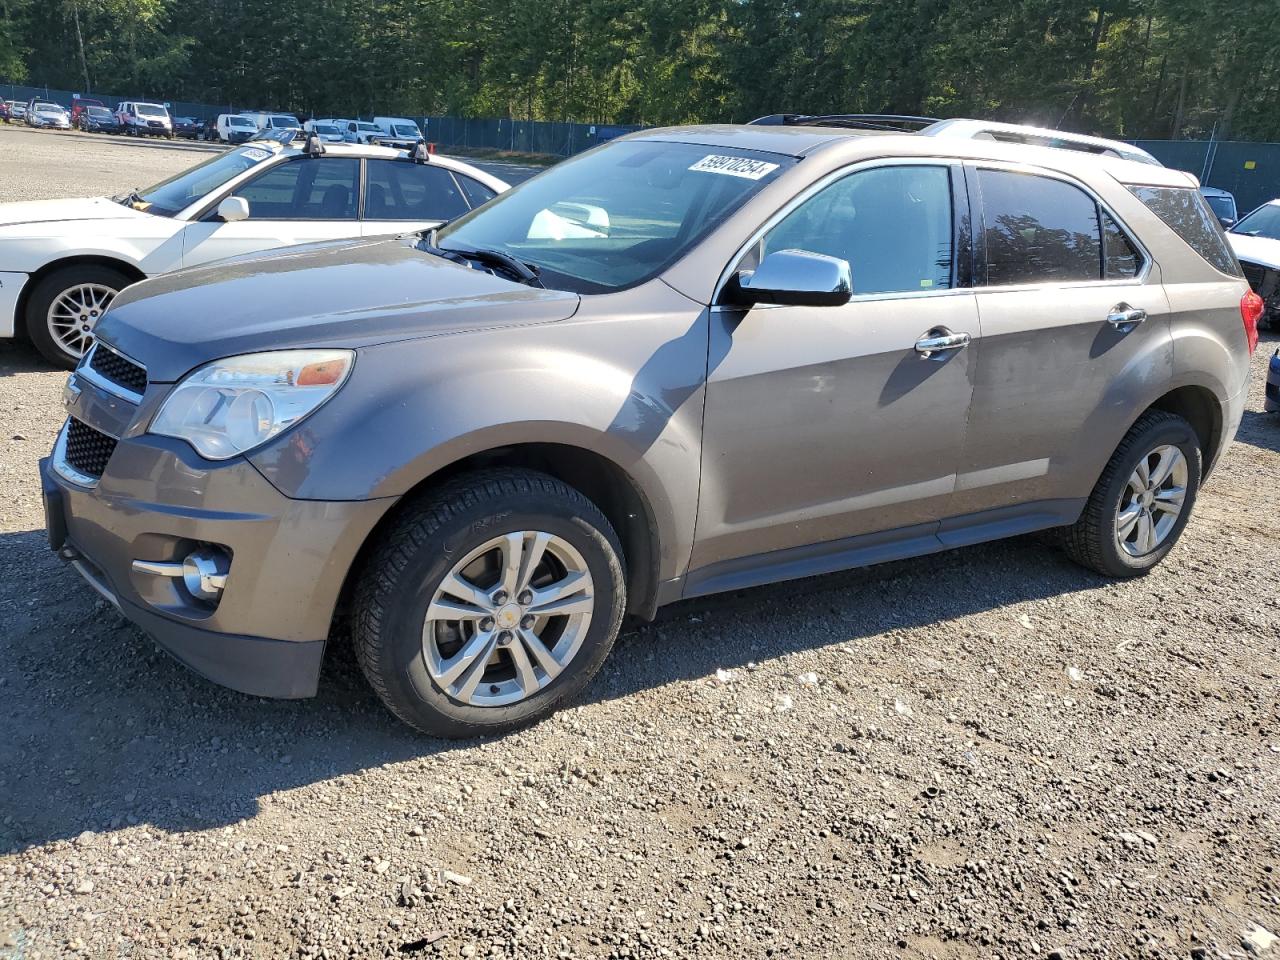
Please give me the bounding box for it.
[689,162,980,592]
[180,156,363,268]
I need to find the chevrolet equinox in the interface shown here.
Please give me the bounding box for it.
[41,120,1263,737]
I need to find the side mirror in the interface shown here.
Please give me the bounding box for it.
[217,196,250,222]
[727,249,852,307]
[1218,217,1236,229]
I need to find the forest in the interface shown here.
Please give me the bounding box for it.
[2,0,1277,141]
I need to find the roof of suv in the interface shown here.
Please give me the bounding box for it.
[626,124,1197,189]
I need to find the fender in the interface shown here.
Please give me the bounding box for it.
[249,284,712,585]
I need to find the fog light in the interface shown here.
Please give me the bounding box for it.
[182,549,229,601]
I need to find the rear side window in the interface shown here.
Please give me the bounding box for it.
[364,160,469,221]
[457,175,498,209]
[1102,211,1141,279]
[1128,185,1242,277]
[977,169,1101,285]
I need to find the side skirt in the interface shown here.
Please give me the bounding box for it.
[679,498,1086,601]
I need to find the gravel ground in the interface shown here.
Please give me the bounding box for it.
[1,126,1278,960]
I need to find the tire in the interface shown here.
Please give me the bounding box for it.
[353,468,627,738]
[26,264,131,369]
[1061,410,1202,577]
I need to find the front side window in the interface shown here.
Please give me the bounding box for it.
[1129,185,1241,277]
[236,158,360,220]
[137,145,277,216]
[365,160,469,221]
[979,169,1103,285]
[752,165,954,295]
[437,140,795,293]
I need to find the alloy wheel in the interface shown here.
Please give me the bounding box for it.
[47,282,116,360]
[422,531,595,707]
[1116,444,1187,557]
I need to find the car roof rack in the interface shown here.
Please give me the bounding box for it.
[919,119,1161,166]
[407,139,431,164]
[749,113,941,132]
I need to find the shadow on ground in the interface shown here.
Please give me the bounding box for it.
[0,519,1107,854]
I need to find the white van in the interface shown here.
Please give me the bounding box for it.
[215,113,259,143]
[115,101,173,138]
[303,118,346,143]
[371,117,424,149]
[241,112,301,133]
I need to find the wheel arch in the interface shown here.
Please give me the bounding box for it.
[15,255,145,339]
[1146,383,1224,476]
[335,442,664,638]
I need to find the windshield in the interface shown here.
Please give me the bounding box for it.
[135,145,275,216]
[87,107,111,118]
[35,102,62,112]
[392,124,420,138]
[437,140,794,293]
[228,116,255,128]
[136,104,167,118]
[313,124,340,134]
[1232,204,1280,241]
[269,116,299,128]
[357,122,378,131]
[1203,195,1236,220]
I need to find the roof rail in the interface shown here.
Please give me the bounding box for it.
[749,113,941,133]
[919,119,1161,166]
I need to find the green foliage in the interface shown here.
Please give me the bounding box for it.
[4,0,1278,139]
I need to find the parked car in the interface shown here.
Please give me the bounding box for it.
[1266,350,1280,413]
[38,119,1261,737]
[303,119,346,143]
[0,140,508,367]
[340,118,382,144]
[69,97,105,126]
[371,116,424,149]
[115,101,173,138]
[172,116,200,139]
[25,100,71,130]
[76,104,121,134]
[1228,199,1280,331]
[6,100,27,120]
[211,113,258,143]
[241,111,301,133]
[1201,186,1238,228]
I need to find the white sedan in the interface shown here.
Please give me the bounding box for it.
[0,138,510,367]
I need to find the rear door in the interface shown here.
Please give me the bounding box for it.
[360,159,472,237]
[947,163,1172,536]
[180,156,363,268]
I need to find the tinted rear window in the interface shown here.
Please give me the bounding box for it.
[1128,185,1241,277]
[977,169,1102,285]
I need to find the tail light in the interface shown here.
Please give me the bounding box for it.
[1241,290,1263,354]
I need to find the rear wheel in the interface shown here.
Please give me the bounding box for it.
[26,265,130,369]
[353,469,626,738]
[1061,410,1201,577]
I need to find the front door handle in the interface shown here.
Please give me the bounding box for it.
[1107,303,1147,330]
[914,328,971,359]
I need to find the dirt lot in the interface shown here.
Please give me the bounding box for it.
[1,125,1278,960]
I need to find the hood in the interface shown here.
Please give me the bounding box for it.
[0,196,150,229]
[96,236,581,382]
[1229,232,1280,271]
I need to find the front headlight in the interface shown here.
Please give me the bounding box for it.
[150,349,353,460]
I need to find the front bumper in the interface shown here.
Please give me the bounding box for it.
[1266,351,1280,413]
[41,373,396,697]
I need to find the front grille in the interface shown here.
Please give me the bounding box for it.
[147,120,163,128]
[87,342,147,396]
[64,418,118,479]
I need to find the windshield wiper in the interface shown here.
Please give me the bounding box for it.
[418,232,544,288]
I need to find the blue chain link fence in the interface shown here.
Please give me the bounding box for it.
[4,81,1279,201]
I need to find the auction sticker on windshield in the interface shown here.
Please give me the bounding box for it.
[689,155,779,180]
[242,148,271,162]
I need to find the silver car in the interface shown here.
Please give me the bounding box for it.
[41,120,1262,737]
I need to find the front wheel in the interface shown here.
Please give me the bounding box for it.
[353,469,626,738]
[1061,410,1202,577]
[25,265,130,369]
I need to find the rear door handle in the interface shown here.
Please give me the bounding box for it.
[1107,303,1147,330]
[914,328,971,359]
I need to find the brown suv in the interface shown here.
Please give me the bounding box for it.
[41,119,1262,736]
